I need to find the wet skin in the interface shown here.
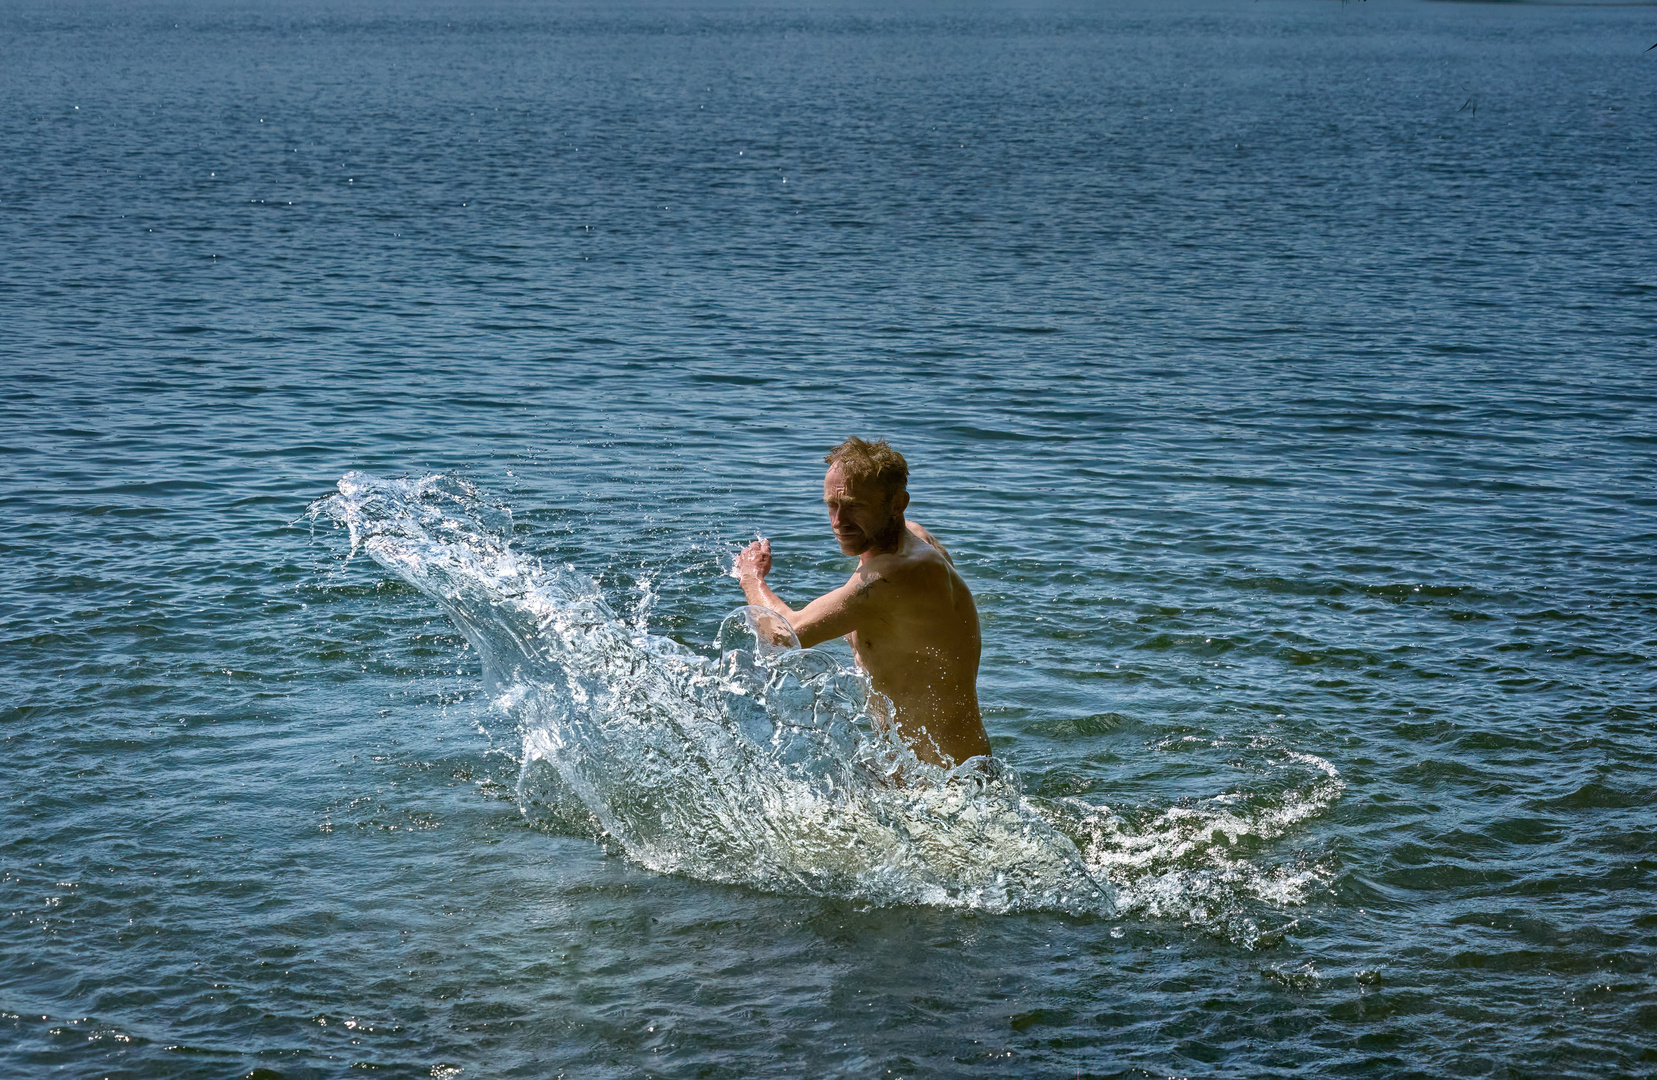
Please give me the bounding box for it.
[733,464,990,768]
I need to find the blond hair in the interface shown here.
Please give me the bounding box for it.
[824,437,908,497]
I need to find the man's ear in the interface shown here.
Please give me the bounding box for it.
[893,489,911,516]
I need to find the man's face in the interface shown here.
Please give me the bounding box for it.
[823,463,900,556]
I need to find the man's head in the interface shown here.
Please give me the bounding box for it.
[822,437,910,556]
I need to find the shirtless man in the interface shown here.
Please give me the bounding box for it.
[732,437,992,769]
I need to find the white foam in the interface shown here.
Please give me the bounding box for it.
[312,472,1346,935]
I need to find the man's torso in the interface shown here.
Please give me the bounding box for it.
[847,525,989,767]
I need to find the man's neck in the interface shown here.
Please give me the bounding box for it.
[858,518,909,564]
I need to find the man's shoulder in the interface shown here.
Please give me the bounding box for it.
[904,519,955,564]
[857,534,949,588]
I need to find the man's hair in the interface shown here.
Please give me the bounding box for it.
[824,437,908,497]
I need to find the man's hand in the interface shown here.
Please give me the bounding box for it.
[734,538,772,583]
[733,538,796,646]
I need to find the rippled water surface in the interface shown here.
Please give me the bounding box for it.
[3,0,1655,1076]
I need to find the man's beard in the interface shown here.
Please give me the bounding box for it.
[840,512,905,555]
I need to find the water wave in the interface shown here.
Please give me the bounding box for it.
[310,472,1344,933]
[1047,740,1345,944]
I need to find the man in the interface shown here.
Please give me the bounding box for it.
[732,437,992,769]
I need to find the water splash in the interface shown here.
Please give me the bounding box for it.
[309,472,1345,934]
[310,472,1113,915]
[1046,739,1345,946]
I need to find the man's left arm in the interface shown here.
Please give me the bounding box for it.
[733,538,799,644]
[734,539,792,609]
[733,538,875,648]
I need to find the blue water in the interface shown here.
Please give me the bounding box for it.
[3,0,1655,1076]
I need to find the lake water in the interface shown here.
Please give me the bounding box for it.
[3,0,1654,1076]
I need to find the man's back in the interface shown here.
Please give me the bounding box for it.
[843,523,988,767]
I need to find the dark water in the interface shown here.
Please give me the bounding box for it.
[3,0,1655,1076]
